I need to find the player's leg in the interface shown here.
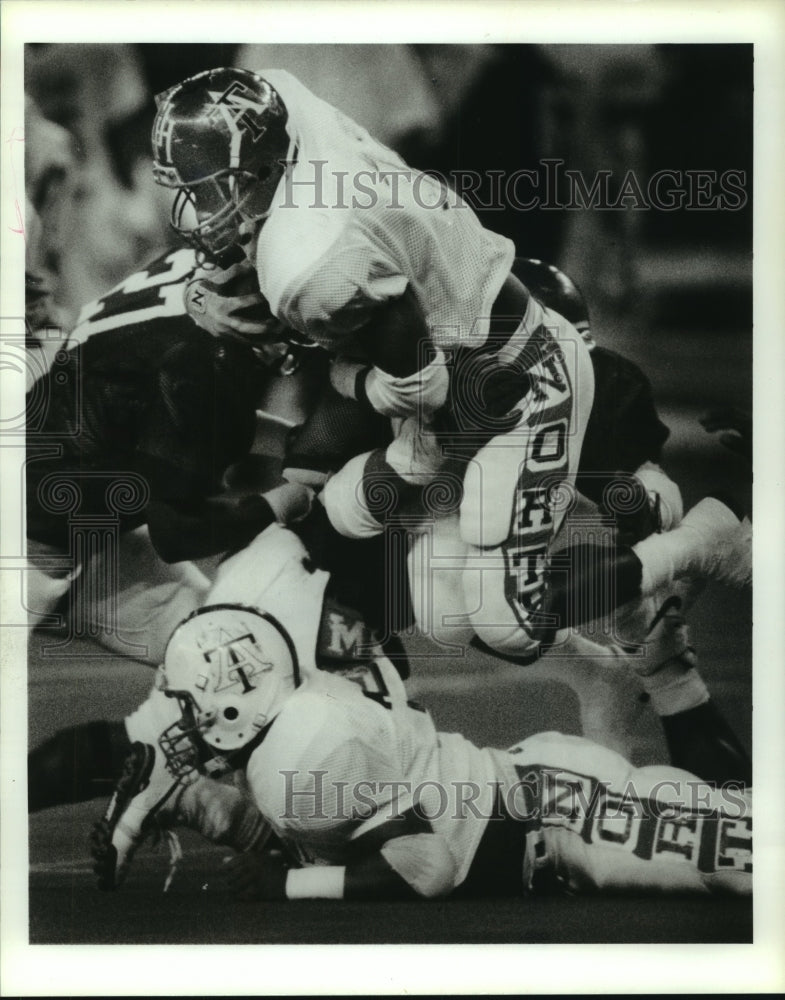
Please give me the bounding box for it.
[89,684,270,889]
[28,718,132,812]
[504,731,751,897]
[453,277,749,659]
[406,514,475,651]
[627,589,752,785]
[456,295,595,658]
[27,680,181,815]
[78,525,210,665]
[576,343,683,540]
[458,487,750,661]
[536,492,749,630]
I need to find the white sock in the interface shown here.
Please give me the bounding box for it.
[632,520,710,596]
[633,462,683,530]
[640,662,710,716]
[632,531,679,595]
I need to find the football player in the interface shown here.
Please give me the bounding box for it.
[149,68,748,664]
[25,246,313,661]
[88,520,752,901]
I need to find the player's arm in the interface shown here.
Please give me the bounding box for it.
[230,697,458,901]
[184,258,281,340]
[223,808,458,901]
[146,483,313,563]
[328,286,449,418]
[285,243,448,417]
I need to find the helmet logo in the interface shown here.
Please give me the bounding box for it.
[152,108,178,167]
[208,82,270,144]
[201,629,274,693]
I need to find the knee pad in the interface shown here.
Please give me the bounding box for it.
[459,458,516,549]
[461,558,540,659]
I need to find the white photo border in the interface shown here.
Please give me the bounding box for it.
[2,0,784,995]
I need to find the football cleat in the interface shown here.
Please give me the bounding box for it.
[91,741,182,891]
[678,497,752,588]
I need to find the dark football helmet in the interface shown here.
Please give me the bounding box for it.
[511,257,592,343]
[152,68,291,263]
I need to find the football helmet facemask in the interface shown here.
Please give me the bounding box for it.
[157,604,300,780]
[152,68,291,264]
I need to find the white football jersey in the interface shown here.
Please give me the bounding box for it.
[202,521,500,891]
[252,70,515,351]
[246,657,499,889]
[207,524,330,677]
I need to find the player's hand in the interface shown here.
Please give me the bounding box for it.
[184,260,281,340]
[222,851,289,901]
[699,407,752,463]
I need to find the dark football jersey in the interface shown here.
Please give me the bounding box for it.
[577,345,671,504]
[67,247,198,347]
[26,248,270,553]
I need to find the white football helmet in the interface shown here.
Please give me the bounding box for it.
[157,603,300,780]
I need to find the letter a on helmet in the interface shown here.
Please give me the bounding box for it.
[158,604,300,779]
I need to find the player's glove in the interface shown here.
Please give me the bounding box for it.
[184,260,284,341]
[222,850,289,900]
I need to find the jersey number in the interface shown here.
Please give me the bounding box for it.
[72,249,196,341]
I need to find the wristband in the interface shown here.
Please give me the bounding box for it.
[354,366,371,407]
[285,865,345,899]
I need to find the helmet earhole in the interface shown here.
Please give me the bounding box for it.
[224,706,239,721]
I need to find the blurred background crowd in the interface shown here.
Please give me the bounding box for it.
[24,46,750,313]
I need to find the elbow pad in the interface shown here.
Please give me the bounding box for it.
[380,834,458,898]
